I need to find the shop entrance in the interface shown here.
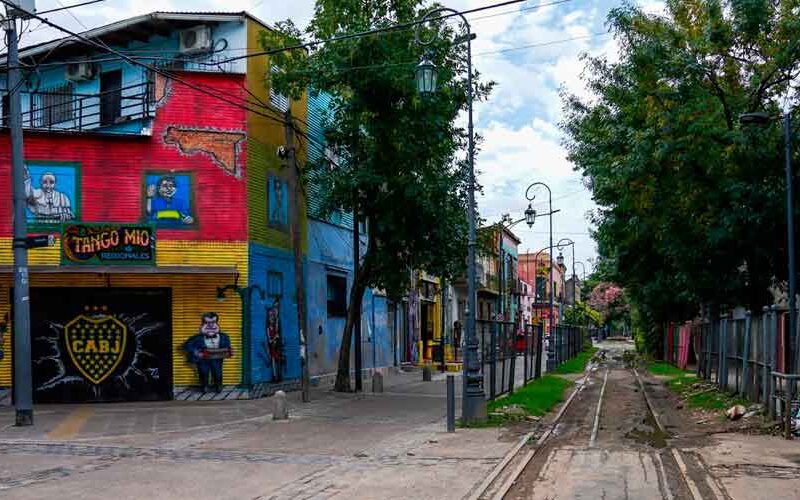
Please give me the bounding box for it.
[420,302,434,361]
[26,287,173,403]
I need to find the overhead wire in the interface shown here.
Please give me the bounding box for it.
[0,0,298,133]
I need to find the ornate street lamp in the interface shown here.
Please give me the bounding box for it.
[415,53,437,96]
[556,238,576,307]
[556,252,564,267]
[524,204,536,227]
[415,7,485,422]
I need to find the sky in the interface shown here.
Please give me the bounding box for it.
[16,0,666,277]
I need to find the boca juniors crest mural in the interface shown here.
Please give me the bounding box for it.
[30,288,172,403]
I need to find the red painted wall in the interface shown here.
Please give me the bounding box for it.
[0,72,248,241]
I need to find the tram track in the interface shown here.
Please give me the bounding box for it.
[473,340,732,500]
[466,355,597,500]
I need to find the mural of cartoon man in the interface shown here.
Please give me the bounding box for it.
[24,167,74,223]
[183,312,232,393]
[146,175,194,225]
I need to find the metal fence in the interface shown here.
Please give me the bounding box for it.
[476,320,588,401]
[678,308,798,437]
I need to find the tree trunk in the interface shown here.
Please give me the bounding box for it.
[334,256,370,392]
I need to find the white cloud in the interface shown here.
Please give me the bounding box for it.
[18,0,629,267]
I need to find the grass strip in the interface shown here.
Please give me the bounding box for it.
[650,362,750,412]
[550,346,600,374]
[461,375,573,428]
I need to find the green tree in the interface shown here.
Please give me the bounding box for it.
[563,0,800,353]
[563,302,602,327]
[262,0,492,391]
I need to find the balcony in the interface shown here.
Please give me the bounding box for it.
[2,79,155,135]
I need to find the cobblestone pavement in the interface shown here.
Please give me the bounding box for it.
[0,370,519,499]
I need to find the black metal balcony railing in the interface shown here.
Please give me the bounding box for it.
[2,79,154,134]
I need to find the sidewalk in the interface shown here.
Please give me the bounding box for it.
[0,370,520,499]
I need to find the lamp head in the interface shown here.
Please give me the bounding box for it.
[524,204,536,228]
[415,53,438,96]
[738,111,772,127]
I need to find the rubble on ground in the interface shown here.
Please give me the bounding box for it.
[726,404,746,421]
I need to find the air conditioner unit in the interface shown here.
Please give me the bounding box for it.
[65,62,96,82]
[179,26,212,54]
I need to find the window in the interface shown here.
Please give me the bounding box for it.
[267,271,283,300]
[100,70,122,126]
[269,65,289,112]
[327,274,347,317]
[34,84,74,127]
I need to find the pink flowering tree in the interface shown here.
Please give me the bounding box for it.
[588,283,629,327]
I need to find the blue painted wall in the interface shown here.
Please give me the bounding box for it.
[306,219,393,378]
[499,232,520,323]
[248,242,302,383]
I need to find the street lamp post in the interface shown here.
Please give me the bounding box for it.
[739,110,797,375]
[415,7,486,422]
[524,183,555,331]
[575,261,587,281]
[556,238,576,306]
[525,182,558,369]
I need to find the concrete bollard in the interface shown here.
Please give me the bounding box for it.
[273,390,289,420]
[446,374,455,432]
[372,371,384,393]
[422,365,432,382]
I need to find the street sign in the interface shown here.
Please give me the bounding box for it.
[25,234,55,249]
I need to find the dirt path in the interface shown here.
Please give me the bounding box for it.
[506,339,704,500]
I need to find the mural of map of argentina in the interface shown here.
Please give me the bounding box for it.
[163,126,246,177]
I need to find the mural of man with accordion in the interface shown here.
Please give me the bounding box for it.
[184,312,232,393]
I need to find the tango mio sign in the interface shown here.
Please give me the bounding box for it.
[62,224,155,265]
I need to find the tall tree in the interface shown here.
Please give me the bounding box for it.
[262,0,492,390]
[563,0,800,351]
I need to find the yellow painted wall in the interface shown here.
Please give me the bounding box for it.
[245,18,309,252]
[245,19,308,144]
[0,241,248,389]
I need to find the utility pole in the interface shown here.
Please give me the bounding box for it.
[353,204,362,392]
[6,12,33,426]
[283,109,309,402]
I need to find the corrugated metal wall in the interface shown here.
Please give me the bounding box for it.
[306,90,354,229]
[0,240,248,388]
[0,272,244,388]
[249,243,301,382]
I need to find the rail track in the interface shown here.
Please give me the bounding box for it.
[468,340,730,500]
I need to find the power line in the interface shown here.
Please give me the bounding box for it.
[208,0,565,66]
[469,0,571,21]
[476,32,609,57]
[37,0,106,15]
[0,0,295,132]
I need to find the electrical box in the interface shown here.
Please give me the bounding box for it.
[179,26,212,54]
[6,0,35,17]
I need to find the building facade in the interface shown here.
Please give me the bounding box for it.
[519,251,566,331]
[0,12,309,403]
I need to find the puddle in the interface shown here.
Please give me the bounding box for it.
[625,412,670,448]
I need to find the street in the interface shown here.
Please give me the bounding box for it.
[0,370,520,499]
[2,341,800,499]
